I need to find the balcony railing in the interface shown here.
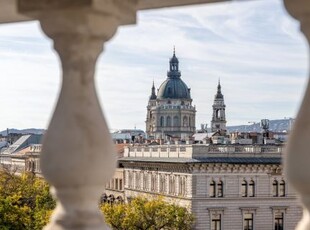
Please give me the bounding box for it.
[0,0,308,229]
[125,144,283,159]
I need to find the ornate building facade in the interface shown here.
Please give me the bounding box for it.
[145,50,196,139]
[211,81,227,132]
[120,144,302,230]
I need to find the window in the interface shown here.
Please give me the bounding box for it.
[242,180,248,197]
[173,116,179,126]
[115,178,119,190]
[273,180,278,197]
[249,180,255,197]
[217,181,223,197]
[216,109,220,119]
[160,116,164,127]
[279,180,285,197]
[211,214,221,230]
[274,213,284,230]
[209,179,224,198]
[183,116,188,127]
[166,116,171,126]
[210,180,216,197]
[243,213,253,230]
[273,179,286,197]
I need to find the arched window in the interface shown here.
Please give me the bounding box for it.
[188,117,191,127]
[166,116,171,126]
[242,180,248,197]
[217,180,223,197]
[249,180,255,197]
[279,180,285,197]
[173,116,179,126]
[216,109,220,119]
[183,116,188,127]
[210,180,216,197]
[160,116,164,127]
[273,180,279,197]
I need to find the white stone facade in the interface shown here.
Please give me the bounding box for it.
[121,144,302,229]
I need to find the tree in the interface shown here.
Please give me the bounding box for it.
[0,167,56,230]
[101,196,194,230]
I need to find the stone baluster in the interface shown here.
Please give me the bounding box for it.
[17,1,138,229]
[284,0,310,229]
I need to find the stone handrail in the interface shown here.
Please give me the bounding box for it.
[0,0,307,229]
[17,1,139,229]
[125,144,283,158]
[284,0,310,229]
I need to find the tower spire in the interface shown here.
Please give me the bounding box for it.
[150,80,156,100]
[217,78,222,94]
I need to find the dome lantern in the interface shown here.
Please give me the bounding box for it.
[168,47,181,79]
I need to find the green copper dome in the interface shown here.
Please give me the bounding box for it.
[157,78,191,99]
[157,50,191,100]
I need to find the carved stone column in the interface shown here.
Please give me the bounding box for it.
[284,0,310,229]
[18,1,137,229]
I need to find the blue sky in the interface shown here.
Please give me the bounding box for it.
[0,0,308,131]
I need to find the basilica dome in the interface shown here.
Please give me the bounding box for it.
[157,50,191,100]
[157,78,191,99]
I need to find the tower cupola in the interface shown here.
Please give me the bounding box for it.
[168,48,181,79]
[211,80,227,132]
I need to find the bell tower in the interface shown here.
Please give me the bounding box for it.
[211,80,227,132]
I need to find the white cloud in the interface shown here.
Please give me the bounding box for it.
[0,0,307,131]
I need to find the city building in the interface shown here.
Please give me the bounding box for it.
[120,143,302,230]
[145,50,196,140]
[118,51,302,229]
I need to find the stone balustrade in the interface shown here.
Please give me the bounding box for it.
[284,0,310,229]
[125,144,283,159]
[0,0,308,229]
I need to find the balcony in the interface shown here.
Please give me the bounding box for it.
[0,0,309,229]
